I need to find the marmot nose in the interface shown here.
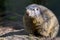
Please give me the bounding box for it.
[26,12,29,16]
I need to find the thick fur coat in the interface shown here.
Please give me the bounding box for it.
[23,4,59,39]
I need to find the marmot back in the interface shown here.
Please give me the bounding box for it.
[23,4,59,39]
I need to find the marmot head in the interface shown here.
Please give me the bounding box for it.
[26,4,42,18]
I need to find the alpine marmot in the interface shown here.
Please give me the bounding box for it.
[23,4,59,39]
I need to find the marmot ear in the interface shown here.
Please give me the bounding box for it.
[43,9,48,13]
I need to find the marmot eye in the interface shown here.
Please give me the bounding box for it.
[37,9,38,10]
[32,9,35,10]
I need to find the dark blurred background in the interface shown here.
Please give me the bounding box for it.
[0,0,60,37]
[0,0,59,21]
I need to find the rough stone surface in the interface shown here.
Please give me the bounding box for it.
[0,35,60,40]
[0,27,59,40]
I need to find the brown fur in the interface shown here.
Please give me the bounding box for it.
[23,4,59,39]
